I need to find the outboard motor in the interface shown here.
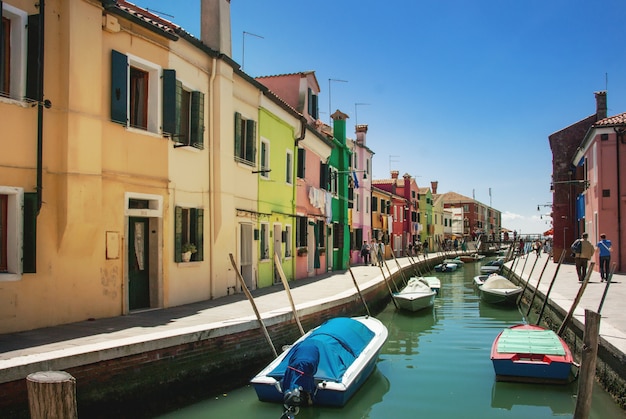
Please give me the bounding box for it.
[279,341,320,418]
[280,387,301,419]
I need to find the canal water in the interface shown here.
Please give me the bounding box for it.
[157,259,626,419]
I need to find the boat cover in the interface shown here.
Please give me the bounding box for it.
[269,318,375,384]
[496,328,566,356]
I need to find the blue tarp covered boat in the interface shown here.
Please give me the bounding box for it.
[250,316,388,410]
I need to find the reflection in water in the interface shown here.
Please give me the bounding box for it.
[491,381,576,415]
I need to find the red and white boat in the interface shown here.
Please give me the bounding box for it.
[491,324,575,384]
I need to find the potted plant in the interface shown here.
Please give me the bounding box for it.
[181,243,197,262]
[318,247,326,255]
[297,247,308,256]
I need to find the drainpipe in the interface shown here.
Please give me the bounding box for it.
[614,127,625,271]
[208,56,217,298]
[36,0,46,214]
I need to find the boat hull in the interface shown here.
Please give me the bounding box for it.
[250,316,388,407]
[394,293,435,312]
[491,324,574,384]
[479,288,522,305]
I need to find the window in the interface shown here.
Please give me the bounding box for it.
[260,223,269,259]
[296,217,307,247]
[307,88,319,119]
[110,50,160,133]
[371,197,378,212]
[260,139,270,179]
[317,220,325,247]
[284,225,292,257]
[329,167,338,195]
[285,150,293,184]
[355,193,360,211]
[332,223,344,249]
[296,148,305,178]
[0,187,35,279]
[1,4,38,101]
[234,112,257,165]
[174,206,204,262]
[162,70,205,149]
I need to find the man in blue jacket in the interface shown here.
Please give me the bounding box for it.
[597,233,612,282]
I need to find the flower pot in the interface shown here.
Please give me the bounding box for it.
[182,251,192,262]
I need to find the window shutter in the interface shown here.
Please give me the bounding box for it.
[320,163,328,190]
[190,91,205,149]
[23,192,37,273]
[234,112,242,157]
[246,119,256,163]
[311,94,318,119]
[25,14,40,101]
[174,206,182,262]
[162,69,177,137]
[110,50,128,124]
[372,197,378,212]
[307,88,313,116]
[297,148,305,178]
[195,208,204,261]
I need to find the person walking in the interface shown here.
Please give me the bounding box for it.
[360,240,370,265]
[369,239,378,267]
[597,233,612,282]
[378,240,385,267]
[572,233,595,282]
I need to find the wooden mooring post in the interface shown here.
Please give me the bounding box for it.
[574,310,601,419]
[27,371,78,419]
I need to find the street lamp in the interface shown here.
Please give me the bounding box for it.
[328,78,348,125]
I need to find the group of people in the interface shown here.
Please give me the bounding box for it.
[571,233,613,282]
[360,240,385,267]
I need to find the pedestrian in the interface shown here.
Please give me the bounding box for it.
[423,240,429,255]
[597,233,612,282]
[534,240,542,257]
[518,239,525,257]
[360,240,370,265]
[572,233,595,282]
[378,241,385,267]
[370,239,378,267]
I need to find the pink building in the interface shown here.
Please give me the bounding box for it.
[573,111,626,273]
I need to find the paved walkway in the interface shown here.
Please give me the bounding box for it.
[0,251,624,384]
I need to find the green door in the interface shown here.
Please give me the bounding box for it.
[129,217,150,310]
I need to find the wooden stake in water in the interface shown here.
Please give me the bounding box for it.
[573,310,601,419]
[274,253,305,336]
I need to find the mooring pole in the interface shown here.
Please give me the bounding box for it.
[274,253,305,336]
[525,255,551,318]
[27,371,78,419]
[598,262,617,314]
[558,262,595,337]
[378,264,398,308]
[516,253,541,305]
[348,267,371,316]
[535,250,566,326]
[229,253,277,357]
[573,309,601,419]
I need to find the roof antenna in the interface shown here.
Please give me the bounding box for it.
[145,8,175,19]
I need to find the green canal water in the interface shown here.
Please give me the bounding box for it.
[157,260,626,419]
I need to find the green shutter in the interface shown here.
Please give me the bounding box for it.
[320,163,328,190]
[190,91,204,149]
[25,14,40,101]
[246,119,256,163]
[297,148,305,178]
[110,50,128,124]
[195,208,204,261]
[23,193,37,273]
[162,69,177,137]
[234,112,242,158]
[174,206,182,262]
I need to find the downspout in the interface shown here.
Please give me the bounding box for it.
[36,0,46,213]
[614,127,625,271]
[208,56,217,298]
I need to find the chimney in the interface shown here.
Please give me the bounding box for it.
[355,124,368,145]
[431,181,438,194]
[390,170,399,180]
[200,0,232,56]
[595,91,607,121]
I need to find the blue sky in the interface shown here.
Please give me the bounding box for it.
[136,0,626,235]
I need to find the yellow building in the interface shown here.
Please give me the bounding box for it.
[0,0,306,333]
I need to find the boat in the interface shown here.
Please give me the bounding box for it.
[491,324,575,384]
[434,262,458,272]
[478,274,523,305]
[250,316,388,415]
[393,277,436,312]
[473,274,488,287]
[443,257,464,266]
[459,253,485,263]
[419,276,441,294]
[480,257,504,274]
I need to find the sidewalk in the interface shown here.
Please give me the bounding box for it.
[0,251,624,384]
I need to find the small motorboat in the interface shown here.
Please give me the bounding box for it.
[393,277,436,312]
[251,316,388,416]
[434,263,458,272]
[480,257,504,274]
[419,276,441,294]
[478,274,522,305]
[473,274,488,287]
[443,257,464,267]
[491,324,576,384]
[459,253,485,263]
